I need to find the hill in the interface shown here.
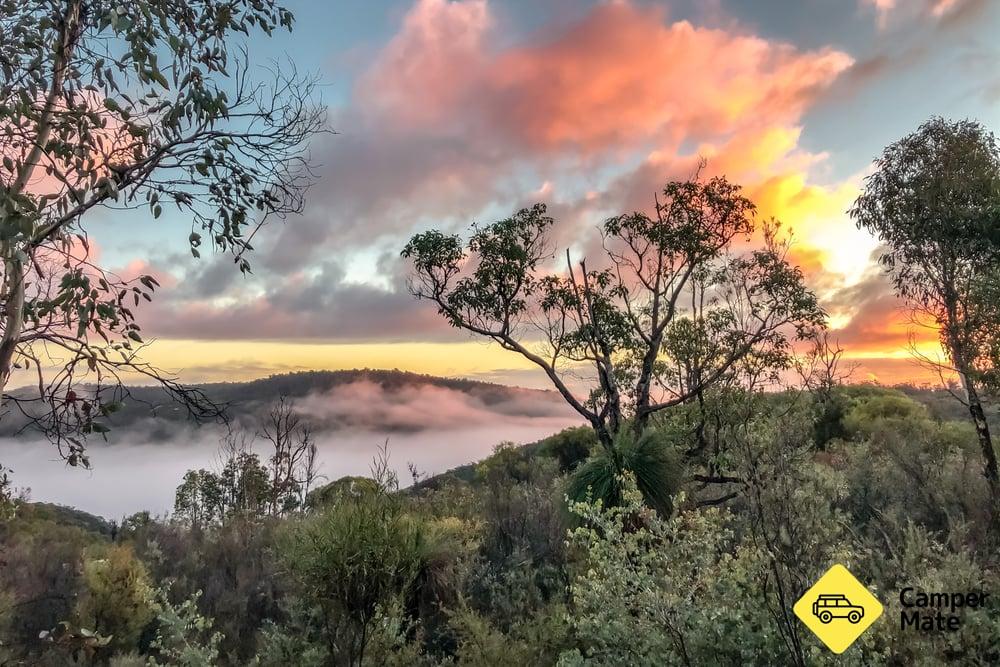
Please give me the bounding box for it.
[2,369,572,442]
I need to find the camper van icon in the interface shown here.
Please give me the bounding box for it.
[812,594,865,624]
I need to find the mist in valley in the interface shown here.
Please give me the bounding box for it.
[0,378,580,519]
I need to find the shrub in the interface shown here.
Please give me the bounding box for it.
[279,480,470,665]
[147,589,222,666]
[74,545,156,653]
[543,427,598,473]
[282,496,423,664]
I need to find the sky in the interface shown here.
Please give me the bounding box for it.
[70,0,1000,389]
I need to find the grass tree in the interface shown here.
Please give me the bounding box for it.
[0,0,325,462]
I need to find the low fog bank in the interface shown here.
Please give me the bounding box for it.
[0,410,579,519]
[293,378,575,432]
[2,373,576,442]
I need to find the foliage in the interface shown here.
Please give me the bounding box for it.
[542,426,598,473]
[147,589,222,666]
[74,544,156,653]
[2,386,1000,665]
[468,444,567,631]
[0,463,13,521]
[838,394,988,539]
[173,452,271,527]
[174,468,224,528]
[403,174,824,453]
[850,118,1000,310]
[279,485,431,665]
[842,392,930,437]
[865,524,1000,665]
[173,399,320,525]
[0,0,324,459]
[306,475,380,510]
[448,603,570,666]
[850,116,1000,507]
[566,427,683,516]
[560,462,859,667]
[560,478,741,666]
[125,517,286,662]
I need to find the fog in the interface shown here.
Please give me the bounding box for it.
[0,379,581,520]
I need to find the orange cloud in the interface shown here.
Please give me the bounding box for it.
[330,0,884,367]
[824,270,943,357]
[361,0,852,155]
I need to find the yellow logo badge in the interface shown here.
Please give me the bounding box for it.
[793,564,883,654]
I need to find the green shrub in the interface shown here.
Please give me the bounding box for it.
[147,589,222,666]
[843,392,929,439]
[543,427,598,473]
[74,544,156,653]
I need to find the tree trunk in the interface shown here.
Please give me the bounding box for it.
[0,1,82,405]
[0,252,25,400]
[957,367,1000,510]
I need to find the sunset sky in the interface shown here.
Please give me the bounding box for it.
[73,0,1000,388]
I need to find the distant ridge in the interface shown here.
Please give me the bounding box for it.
[2,369,571,442]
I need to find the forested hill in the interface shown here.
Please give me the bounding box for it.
[1,369,572,441]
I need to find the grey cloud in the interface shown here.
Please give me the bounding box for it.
[140,255,456,342]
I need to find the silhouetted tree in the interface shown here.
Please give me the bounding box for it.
[404,175,824,508]
[260,397,319,515]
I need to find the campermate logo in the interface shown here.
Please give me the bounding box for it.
[899,587,989,632]
[793,564,884,654]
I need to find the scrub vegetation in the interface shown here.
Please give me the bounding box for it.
[1,383,999,665]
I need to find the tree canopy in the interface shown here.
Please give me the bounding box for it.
[403,174,825,449]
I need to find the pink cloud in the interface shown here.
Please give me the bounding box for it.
[153,1,879,365]
[361,1,852,156]
[863,0,971,25]
[338,0,858,289]
[295,379,576,432]
[358,0,490,131]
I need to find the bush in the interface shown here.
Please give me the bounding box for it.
[842,392,929,439]
[543,427,598,473]
[279,478,471,665]
[281,495,424,664]
[74,544,156,654]
[147,589,222,666]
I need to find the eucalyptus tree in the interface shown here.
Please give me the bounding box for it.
[850,117,1000,508]
[403,175,825,498]
[0,0,325,462]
